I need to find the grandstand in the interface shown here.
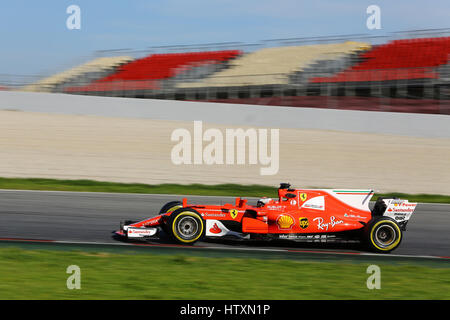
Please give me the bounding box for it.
[176,41,370,87]
[7,31,450,114]
[311,37,450,82]
[65,50,242,93]
[22,56,133,93]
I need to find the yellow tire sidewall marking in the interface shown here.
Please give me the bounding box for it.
[172,211,204,243]
[370,220,402,251]
[166,205,182,214]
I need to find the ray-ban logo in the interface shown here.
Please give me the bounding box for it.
[171,121,279,175]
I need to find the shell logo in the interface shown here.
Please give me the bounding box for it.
[277,214,294,229]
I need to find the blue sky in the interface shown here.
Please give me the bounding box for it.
[0,0,448,76]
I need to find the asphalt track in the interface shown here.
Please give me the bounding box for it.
[0,189,448,259]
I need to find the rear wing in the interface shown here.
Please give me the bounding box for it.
[372,198,417,230]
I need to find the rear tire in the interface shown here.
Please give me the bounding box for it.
[364,217,402,253]
[166,208,205,245]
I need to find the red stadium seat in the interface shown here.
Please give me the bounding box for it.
[99,50,241,82]
[65,50,242,92]
[310,37,450,83]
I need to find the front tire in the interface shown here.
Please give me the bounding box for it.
[159,201,183,235]
[365,217,403,253]
[159,201,183,214]
[167,208,205,244]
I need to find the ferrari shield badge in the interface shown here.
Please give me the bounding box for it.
[229,209,238,219]
[300,193,307,202]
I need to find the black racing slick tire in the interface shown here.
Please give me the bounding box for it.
[166,208,205,245]
[364,216,403,253]
[159,201,183,235]
[159,201,183,214]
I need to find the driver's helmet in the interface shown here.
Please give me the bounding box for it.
[257,197,274,207]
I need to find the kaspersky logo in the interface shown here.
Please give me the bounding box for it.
[277,214,294,230]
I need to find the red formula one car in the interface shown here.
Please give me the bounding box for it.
[116,183,417,253]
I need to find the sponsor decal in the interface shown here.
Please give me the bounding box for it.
[303,203,324,210]
[267,205,283,210]
[301,196,325,211]
[279,234,329,240]
[384,200,416,223]
[290,199,297,206]
[394,212,407,216]
[313,216,344,231]
[299,217,309,229]
[300,193,307,202]
[385,200,416,218]
[209,223,222,234]
[127,228,156,237]
[277,214,294,230]
[344,213,365,219]
[143,217,161,227]
[390,208,415,213]
[201,212,226,218]
[229,209,239,219]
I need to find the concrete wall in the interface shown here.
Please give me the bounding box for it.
[1,91,449,138]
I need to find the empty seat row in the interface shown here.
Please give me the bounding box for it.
[177,41,370,88]
[22,56,133,92]
[310,37,450,83]
[22,37,450,94]
[65,50,242,92]
[98,50,241,81]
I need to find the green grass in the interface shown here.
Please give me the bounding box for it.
[0,177,449,203]
[0,248,448,299]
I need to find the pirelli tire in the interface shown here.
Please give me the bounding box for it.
[159,201,183,215]
[166,208,205,245]
[159,201,183,234]
[364,216,403,253]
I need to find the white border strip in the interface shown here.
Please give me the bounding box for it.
[1,238,448,260]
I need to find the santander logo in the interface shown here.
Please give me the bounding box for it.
[209,223,222,234]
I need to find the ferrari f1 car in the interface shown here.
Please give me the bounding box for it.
[116,183,417,253]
